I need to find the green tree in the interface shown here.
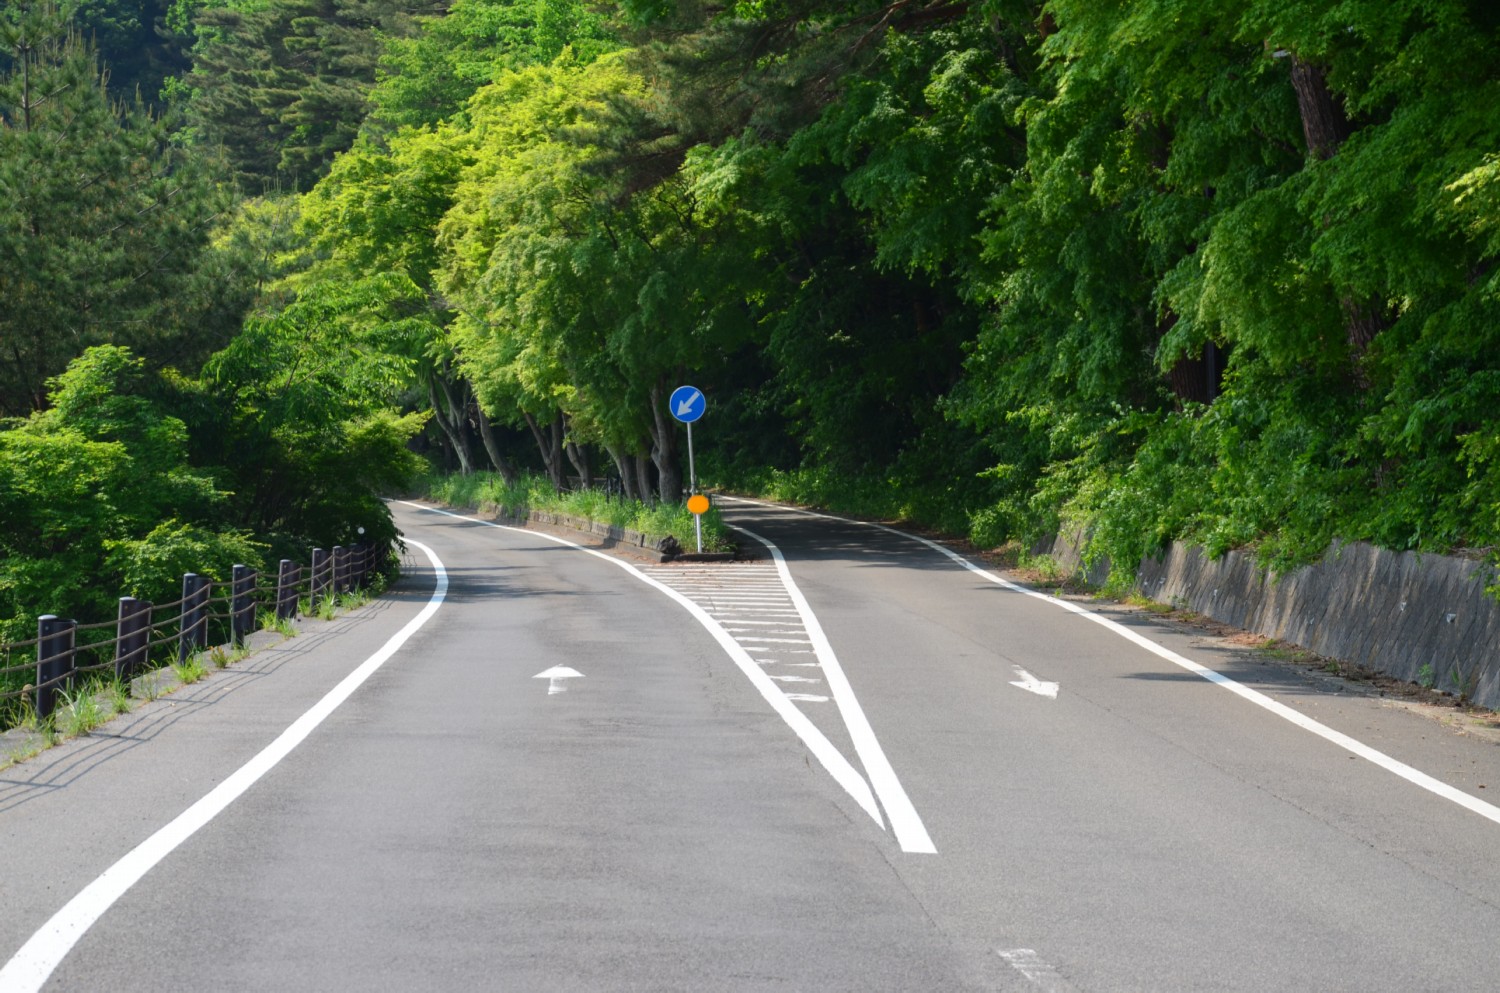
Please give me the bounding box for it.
[184,0,429,191]
[0,2,232,416]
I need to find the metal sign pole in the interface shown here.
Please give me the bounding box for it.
[668,385,707,555]
[687,421,701,553]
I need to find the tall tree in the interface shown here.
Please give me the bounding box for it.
[0,2,230,415]
[184,0,433,191]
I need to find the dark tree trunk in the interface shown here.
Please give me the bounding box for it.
[647,379,682,504]
[523,410,567,492]
[1288,57,1352,161]
[634,452,655,506]
[1288,54,1388,379]
[1168,342,1228,407]
[428,376,474,475]
[608,445,640,502]
[565,440,594,490]
[475,406,519,487]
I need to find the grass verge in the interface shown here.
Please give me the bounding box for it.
[419,472,733,553]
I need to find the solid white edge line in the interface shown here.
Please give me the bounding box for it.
[0,540,451,993]
[393,502,886,830]
[722,496,1500,829]
[737,526,938,855]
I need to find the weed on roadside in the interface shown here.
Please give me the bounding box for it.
[56,683,108,737]
[260,610,297,637]
[108,680,132,714]
[173,656,207,685]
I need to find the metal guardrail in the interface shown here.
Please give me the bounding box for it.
[0,543,385,723]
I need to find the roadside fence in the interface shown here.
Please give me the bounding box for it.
[0,543,386,725]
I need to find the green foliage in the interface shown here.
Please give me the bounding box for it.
[0,3,233,415]
[423,472,733,553]
[0,347,239,641]
[183,0,426,190]
[370,0,617,131]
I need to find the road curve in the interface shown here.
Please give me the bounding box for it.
[1,497,1498,991]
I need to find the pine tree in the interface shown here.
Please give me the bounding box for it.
[0,2,229,415]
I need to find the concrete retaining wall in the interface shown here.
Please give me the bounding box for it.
[476,504,678,558]
[1037,534,1500,710]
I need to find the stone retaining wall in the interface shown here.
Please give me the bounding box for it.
[1038,534,1500,710]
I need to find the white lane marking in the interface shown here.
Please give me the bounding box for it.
[397,503,885,829]
[534,666,584,695]
[723,496,1500,829]
[721,619,806,626]
[1009,666,1060,699]
[770,675,822,684]
[997,949,1076,992]
[0,540,451,993]
[738,526,937,855]
[786,694,831,703]
[735,636,812,644]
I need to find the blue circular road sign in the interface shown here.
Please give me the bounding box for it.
[669,385,706,424]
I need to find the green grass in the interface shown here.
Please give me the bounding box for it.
[420,472,734,553]
[56,682,109,737]
[173,655,207,685]
[260,610,298,637]
[108,679,133,714]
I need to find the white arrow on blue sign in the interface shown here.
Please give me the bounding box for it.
[669,385,706,423]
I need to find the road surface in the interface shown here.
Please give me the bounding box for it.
[2,497,1498,991]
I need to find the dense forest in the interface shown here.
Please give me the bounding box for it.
[4,0,1500,643]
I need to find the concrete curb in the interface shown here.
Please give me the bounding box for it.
[474,502,681,561]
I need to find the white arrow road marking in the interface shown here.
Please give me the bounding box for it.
[534,666,584,695]
[998,949,1077,992]
[399,504,884,831]
[1009,666,1059,699]
[675,389,702,416]
[0,540,450,993]
[721,495,1500,830]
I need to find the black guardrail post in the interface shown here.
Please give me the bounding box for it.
[114,597,151,683]
[276,559,299,620]
[332,545,348,596]
[36,615,77,721]
[178,573,209,663]
[310,548,329,613]
[231,564,254,646]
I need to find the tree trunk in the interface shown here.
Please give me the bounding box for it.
[648,379,682,504]
[1288,57,1351,161]
[428,377,474,475]
[523,410,566,492]
[634,452,655,506]
[607,445,640,502]
[1288,54,1387,380]
[565,440,594,490]
[1168,342,1228,407]
[475,405,519,487]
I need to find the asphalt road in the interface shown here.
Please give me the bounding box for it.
[3,497,1499,991]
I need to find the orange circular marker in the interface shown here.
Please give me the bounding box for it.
[686,494,710,515]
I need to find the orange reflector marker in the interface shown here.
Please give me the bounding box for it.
[687,494,710,515]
